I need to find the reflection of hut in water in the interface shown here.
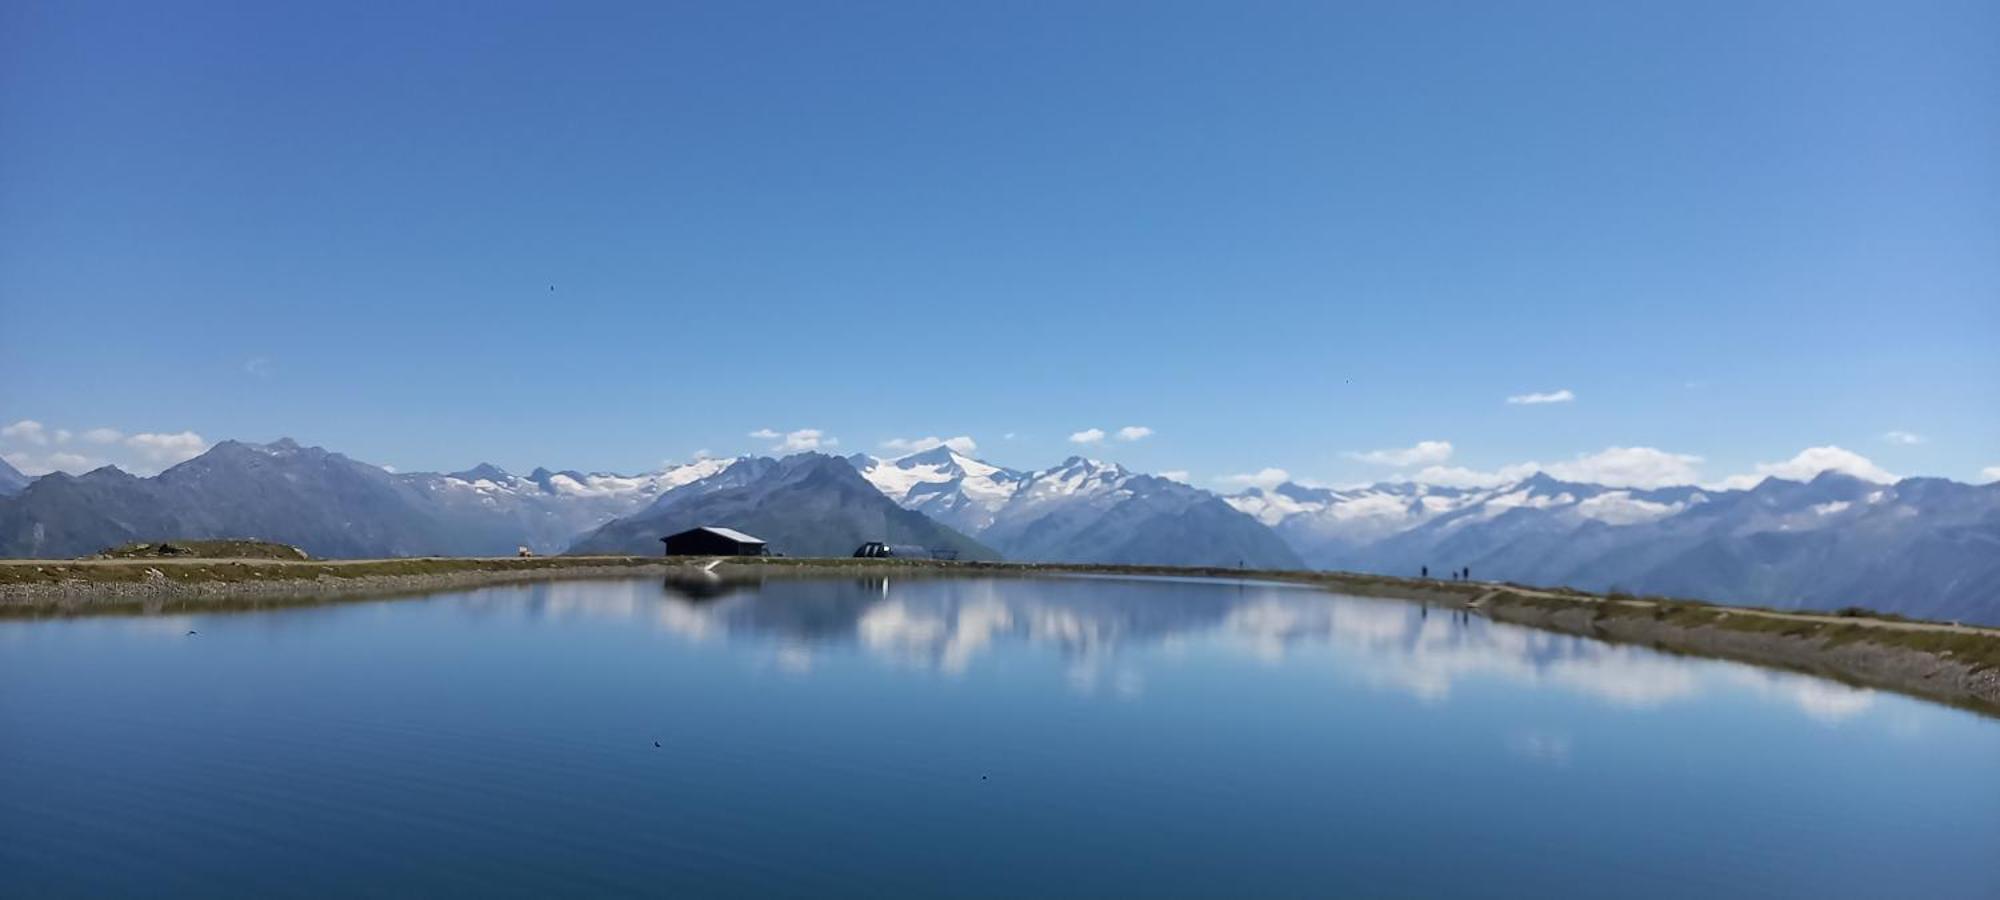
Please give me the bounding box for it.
[716,581,888,642]
[661,526,768,557]
[660,573,762,603]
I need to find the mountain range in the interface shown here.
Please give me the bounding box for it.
[0,437,1994,623]
[1226,472,2000,623]
[0,457,28,496]
[850,447,1302,569]
[568,453,998,560]
[0,439,723,559]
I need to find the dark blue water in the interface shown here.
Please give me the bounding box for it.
[2,575,1995,898]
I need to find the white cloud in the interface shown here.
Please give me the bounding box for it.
[1881,430,1924,445]
[1404,445,1903,492]
[787,430,836,452]
[881,435,978,455]
[1003,432,1017,440]
[1410,464,1532,489]
[1506,389,1575,405]
[1348,440,1453,467]
[0,422,211,475]
[1545,447,1704,488]
[1115,425,1153,442]
[1,420,49,445]
[756,428,835,453]
[1068,428,1106,445]
[4,450,101,474]
[1411,447,1703,490]
[122,431,210,467]
[1219,468,1290,491]
[1714,446,1895,490]
[243,356,273,377]
[1158,470,1190,483]
[1982,466,2000,484]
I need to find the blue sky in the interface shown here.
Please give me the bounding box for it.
[3,1,1995,487]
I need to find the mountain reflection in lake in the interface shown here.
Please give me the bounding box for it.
[506,575,1873,718]
[3,575,1996,898]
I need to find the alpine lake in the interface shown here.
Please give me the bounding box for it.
[3,574,1995,898]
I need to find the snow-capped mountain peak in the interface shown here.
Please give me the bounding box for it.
[1019,456,1130,499]
[449,462,513,484]
[533,457,735,499]
[846,450,1303,568]
[850,447,1024,533]
[1225,474,1724,554]
[414,455,741,550]
[1225,480,1486,549]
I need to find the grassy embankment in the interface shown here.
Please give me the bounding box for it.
[1487,587,2000,676]
[0,554,665,587]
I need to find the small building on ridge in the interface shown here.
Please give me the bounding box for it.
[661,526,769,557]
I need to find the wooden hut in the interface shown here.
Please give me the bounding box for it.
[660,526,769,557]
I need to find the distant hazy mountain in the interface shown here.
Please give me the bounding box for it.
[0,439,731,558]
[983,457,1303,569]
[569,453,999,560]
[0,457,28,496]
[1230,471,2000,624]
[1228,480,1487,568]
[854,450,1303,569]
[399,456,734,553]
[0,440,468,558]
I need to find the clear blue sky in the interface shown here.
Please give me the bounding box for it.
[2,1,1994,486]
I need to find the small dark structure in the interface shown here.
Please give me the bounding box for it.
[660,526,768,557]
[853,542,960,561]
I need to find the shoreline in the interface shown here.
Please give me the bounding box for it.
[2,555,1995,715]
[0,557,683,616]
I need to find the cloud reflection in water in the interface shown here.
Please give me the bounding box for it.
[463,575,1875,722]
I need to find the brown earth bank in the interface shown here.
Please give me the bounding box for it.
[1,554,1995,716]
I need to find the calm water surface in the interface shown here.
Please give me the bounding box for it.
[2,575,1996,898]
